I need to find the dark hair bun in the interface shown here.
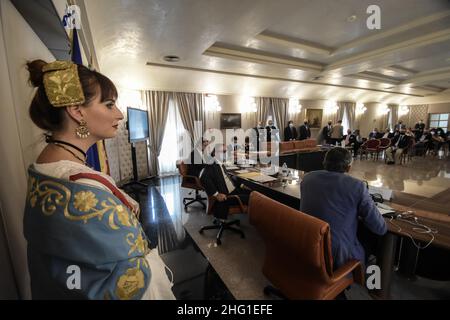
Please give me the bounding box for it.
[26,59,47,87]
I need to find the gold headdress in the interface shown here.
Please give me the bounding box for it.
[42,61,85,107]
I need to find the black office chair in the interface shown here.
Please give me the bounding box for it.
[176,161,207,210]
[199,195,247,245]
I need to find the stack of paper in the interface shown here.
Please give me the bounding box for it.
[368,185,393,201]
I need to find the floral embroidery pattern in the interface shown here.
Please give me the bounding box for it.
[42,61,85,107]
[73,191,98,212]
[27,172,151,300]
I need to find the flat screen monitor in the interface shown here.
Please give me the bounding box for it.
[220,113,241,129]
[127,107,149,142]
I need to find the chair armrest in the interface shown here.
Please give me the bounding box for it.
[330,260,364,285]
[184,174,203,188]
[227,195,246,213]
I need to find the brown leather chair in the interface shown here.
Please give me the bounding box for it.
[176,161,207,210]
[248,192,364,300]
[199,195,248,245]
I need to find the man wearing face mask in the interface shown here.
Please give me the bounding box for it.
[298,119,311,140]
[200,144,252,219]
[386,128,410,164]
[322,120,333,144]
[284,120,298,141]
[252,121,265,153]
[266,119,278,142]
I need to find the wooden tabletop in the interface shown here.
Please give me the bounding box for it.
[387,203,450,250]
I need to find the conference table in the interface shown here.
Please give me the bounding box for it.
[226,164,450,299]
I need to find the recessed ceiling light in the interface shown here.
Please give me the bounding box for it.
[163,55,180,62]
[313,76,322,80]
[347,15,357,22]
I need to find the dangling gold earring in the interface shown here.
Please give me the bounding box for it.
[75,119,90,139]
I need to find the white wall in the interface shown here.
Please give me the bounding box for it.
[0,0,56,299]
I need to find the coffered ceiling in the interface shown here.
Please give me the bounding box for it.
[79,0,450,104]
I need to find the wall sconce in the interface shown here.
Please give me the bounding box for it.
[355,102,367,116]
[289,98,302,114]
[205,94,222,112]
[377,104,390,116]
[324,100,339,115]
[399,105,410,116]
[240,96,257,119]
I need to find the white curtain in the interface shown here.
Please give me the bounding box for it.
[158,97,187,176]
[342,107,349,133]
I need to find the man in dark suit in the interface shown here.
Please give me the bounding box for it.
[187,139,210,176]
[252,121,265,152]
[394,120,405,131]
[342,129,355,147]
[298,119,311,140]
[300,147,387,269]
[386,129,410,164]
[284,120,298,141]
[414,119,425,140]
[322,121,333,144]
[381,128,394,139]
[368,128,381,140]
[200,144,251,219]
[266,119,278,142]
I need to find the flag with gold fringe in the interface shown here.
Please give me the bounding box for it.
[68,20,109,174]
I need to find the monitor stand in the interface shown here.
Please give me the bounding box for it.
[121,141,154,192]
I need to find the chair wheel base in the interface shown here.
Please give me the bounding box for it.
[216,239,222,245]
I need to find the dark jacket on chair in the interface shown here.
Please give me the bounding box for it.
[300,170,387,268]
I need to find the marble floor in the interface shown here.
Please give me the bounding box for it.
[349,156,450,215]
[126,154,450,300]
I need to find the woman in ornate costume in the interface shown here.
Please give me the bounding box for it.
[23,59,174,300]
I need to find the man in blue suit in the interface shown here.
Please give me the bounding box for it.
[300,147,387,269]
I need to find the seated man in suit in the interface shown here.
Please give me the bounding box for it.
[381,128,394,139]
[200,144,251,219]
[284,120,298,141]
[300,147,387,269]
[386,128,410,164]
[186,139,210,176]
[298,119,311,140]
[342,129,355,147]
[414,129,431,156]
[368,128,381,140]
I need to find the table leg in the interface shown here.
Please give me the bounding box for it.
[373,232,397,299]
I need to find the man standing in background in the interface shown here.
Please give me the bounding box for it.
[284,120,298,141]
[298,119,311,140]
[331,120,344,145]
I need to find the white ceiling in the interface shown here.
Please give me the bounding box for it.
[82,0,450,104]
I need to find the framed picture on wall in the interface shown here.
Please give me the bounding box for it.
[306,109,323,128]
[220,113,242,129]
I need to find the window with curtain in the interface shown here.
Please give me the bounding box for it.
[429,113,449,132]
[158,97,187,176]
[342,107,349,133]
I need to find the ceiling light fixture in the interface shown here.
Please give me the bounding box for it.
[163,55,180,62]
